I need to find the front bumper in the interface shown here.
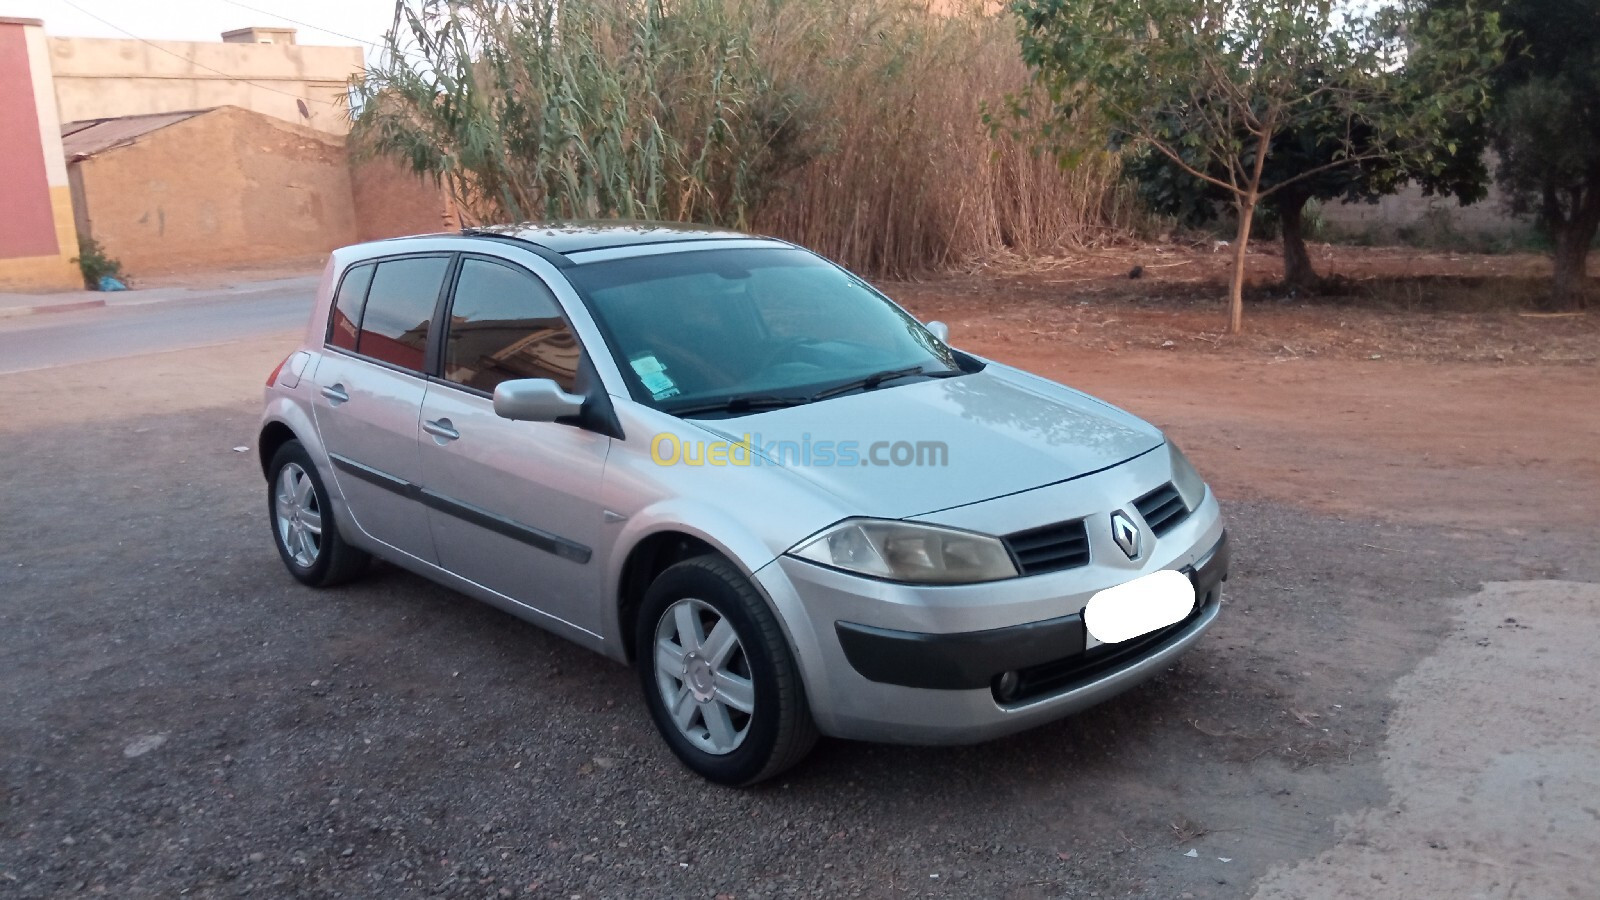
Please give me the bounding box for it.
[753,481,1228,745]
[835,530,1228,701]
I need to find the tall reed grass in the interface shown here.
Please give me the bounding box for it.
[354,0,1130,276]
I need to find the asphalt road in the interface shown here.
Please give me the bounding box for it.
[2,334,1595,899]
[0,280,313,374]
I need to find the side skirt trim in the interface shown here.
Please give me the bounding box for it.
[329,453,592,564]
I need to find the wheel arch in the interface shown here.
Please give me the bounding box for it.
[258,419,299,479]
[616,530,720,664]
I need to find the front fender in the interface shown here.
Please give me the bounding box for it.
[596,498,839,714]
[598,498,797,659]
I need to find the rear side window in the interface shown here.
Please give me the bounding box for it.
[355,256,450,371]
[328,263,374,351]
[442,258,581,393]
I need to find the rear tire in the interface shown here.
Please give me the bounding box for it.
[267,440,369,587]
[636,555,818,786]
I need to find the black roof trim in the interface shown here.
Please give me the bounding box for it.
[458,230,576,268]
[458,228,781,267]
[558,235,764,257]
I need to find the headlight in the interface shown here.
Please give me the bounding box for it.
[1168,440,1208,510]
[789,519,1019,585]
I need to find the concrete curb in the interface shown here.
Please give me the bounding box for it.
[0,274,320,320]
[0,299,108,319]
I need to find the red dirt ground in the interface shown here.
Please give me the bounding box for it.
[882,244,1600,532]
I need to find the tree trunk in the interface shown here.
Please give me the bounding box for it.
[1227,123,1274,334]
[1278,195,1317,291]
[1550,208,1600,310]
[1228,201,1256,335]
[1550,227,1590,309]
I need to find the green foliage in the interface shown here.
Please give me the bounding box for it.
[1009,0,1504,329]
[353,0,1128,275]
[1122,58,1494,287]
[1124,75,1491,233]
[71,236,124,290]
[1493,79,1589,218]
[1421,0,1600,306]
[1482,1,1600,225]
[355,0,807,228]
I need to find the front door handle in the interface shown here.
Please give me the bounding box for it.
[321,383,349,405]
[424,418,460,442]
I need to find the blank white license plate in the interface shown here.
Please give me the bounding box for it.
[1083,570,1197,644]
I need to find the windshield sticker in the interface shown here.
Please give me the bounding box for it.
[631,355,667,376]
[631,355,680,400]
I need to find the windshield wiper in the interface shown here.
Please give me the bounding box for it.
[808,366,961,402]
[671,366,963,416]
[670,395,812,418]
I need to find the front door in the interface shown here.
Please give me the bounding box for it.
[312,254,452,563]
[417,256,611,636]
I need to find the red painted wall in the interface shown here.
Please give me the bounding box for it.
[0,24,60,259]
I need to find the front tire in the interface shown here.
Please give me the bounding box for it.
[636,556,818,786]
[267,440,368,587]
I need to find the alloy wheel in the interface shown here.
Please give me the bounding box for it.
[274,462,323,568]
[653,598,755,755]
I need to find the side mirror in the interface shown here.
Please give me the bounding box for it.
[493,378,585,423]
[925,320,950,343]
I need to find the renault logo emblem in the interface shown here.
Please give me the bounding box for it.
[1110,510,1141,560]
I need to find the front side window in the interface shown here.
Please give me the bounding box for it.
[355,256,450,371]
[441,258,581,394]
[566,247,960,413]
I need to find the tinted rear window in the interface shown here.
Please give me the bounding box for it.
[328,263,374,351]
[356,257,449,371]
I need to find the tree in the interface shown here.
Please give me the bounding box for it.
[1125,84,1491,291]
[1429,0,1600,308]
[1010,0,1504,332]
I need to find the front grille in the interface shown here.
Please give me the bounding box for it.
[1004,519,1090,576]
[1133,482,1189,536]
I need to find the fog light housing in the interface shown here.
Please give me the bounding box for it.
[994,670,1021,702]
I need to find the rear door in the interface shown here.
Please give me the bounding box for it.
[312,254,452,563]
[416,256,611,636]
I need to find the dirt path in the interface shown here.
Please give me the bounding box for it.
[3,294,1597,897]
[1251,581,1600,899]
[1006,351,1600,531]
[7,330,1596,535]
[0,335,298,432]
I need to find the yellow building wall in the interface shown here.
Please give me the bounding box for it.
[74,106,358,273]
[0,185,81,290]
[48,36,362,135]
[350,153,458,242]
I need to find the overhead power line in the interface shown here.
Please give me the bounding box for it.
[58,0,342,108]
[215,0,384,51]
[214,0,428,63]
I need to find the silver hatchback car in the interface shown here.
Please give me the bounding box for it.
[259,223,1229,785]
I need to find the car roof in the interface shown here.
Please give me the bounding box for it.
[435,220,782,267]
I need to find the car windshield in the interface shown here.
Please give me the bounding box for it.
[566,247,966,416]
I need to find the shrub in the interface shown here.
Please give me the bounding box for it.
[72,236,124,290]
[353,0,1127,276]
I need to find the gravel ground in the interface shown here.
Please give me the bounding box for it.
[1,337,1595,899]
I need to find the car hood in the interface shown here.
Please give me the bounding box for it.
[692,364,1163,519]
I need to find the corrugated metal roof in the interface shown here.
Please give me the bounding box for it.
[60,109,214,160]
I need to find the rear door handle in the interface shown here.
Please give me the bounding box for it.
[424,418,460,442]
[321,383,349,405]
